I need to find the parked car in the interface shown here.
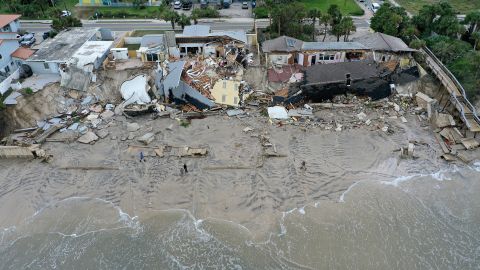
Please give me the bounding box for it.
[61,10,71,17]
[182,0,193,10]
[242,1,248,9]
[18,33,34,43]
[372,3,381,13]
[223,0,231,8]
[200,0,208,9]
[173,1,182,9]
[20,37,36,47]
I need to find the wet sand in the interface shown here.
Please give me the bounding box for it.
[0,110,444,239]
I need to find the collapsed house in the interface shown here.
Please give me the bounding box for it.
[159,60,215,110]
[296,61,394,102]
[61,40,114,91]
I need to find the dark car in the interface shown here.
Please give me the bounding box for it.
[200,0,208,9]
[182,0,193,10]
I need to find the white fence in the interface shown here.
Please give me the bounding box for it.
[0,68,20,95]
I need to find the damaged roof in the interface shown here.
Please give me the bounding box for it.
[302,41,368,51]
[140,34,165,48]
[28,28,100,62]
[262,36,304,53]
[354,32,415,52]
[304,61,388,86]
[163,61,186,91]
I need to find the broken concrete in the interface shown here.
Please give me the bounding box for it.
[127,123,140,132]
[77,131,99,144]
[137,133,155,145]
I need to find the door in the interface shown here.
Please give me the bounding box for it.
[311,54,316,66]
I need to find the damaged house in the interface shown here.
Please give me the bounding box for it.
[25,28,112,75]
[159,60,215,110]
[175,25,247,58]
[353,32,416,67]
[136,34,167,62]
[262,36,369,67]
[262,33,416,68]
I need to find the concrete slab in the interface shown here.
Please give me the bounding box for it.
[21,74,60,92]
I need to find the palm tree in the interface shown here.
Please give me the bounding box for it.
[472,31,480,50]
[308,9,321,41]
[162,10,180,29]
[178,14,191,30]
[341,16,356,41]
[320,14,331,42]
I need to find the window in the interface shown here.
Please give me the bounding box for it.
[10,62,14,67]
[0,54,2,59]
[222,95,227,103]
[234,97,238,105]
[44,63,50,69]
[5,66,10,73]
[223,81,227,89]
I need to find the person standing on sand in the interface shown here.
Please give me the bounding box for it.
[184,163,188,173]
[140,151,145,162]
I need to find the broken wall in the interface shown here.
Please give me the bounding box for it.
[60,65,91,92]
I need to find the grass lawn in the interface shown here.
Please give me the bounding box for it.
[299,0,364,15]
[395,0,480,14]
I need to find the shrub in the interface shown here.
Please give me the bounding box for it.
[253,6,269,19]
[191,7,219,18]
[24,88,33,95]
[349,9,365,16]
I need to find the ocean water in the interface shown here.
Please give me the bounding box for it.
[1,163,480,269]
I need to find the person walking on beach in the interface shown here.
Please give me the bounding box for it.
[140,151,145,162]
[183,163,188,173]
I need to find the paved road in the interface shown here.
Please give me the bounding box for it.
[21,20,269,33]
[21,15,372,34]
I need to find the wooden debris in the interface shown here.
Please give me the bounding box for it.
[461,138,480,150]
[34,125,63,144]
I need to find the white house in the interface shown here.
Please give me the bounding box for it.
[25,28,109,74]
[0,14,22,75]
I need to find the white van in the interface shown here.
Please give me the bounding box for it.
[372,3,381,13]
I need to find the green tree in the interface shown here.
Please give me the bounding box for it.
[320,13,331,42]
[340,16,356,41]
[472,32,480,50]
[464,11,480,34]
[51,16,82,31]
[269,2,309,40]
[409,39,426,49]
[162,10,180,29]
[371,3,411,39]
[308,9,321,41]
[178,14,191,30]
